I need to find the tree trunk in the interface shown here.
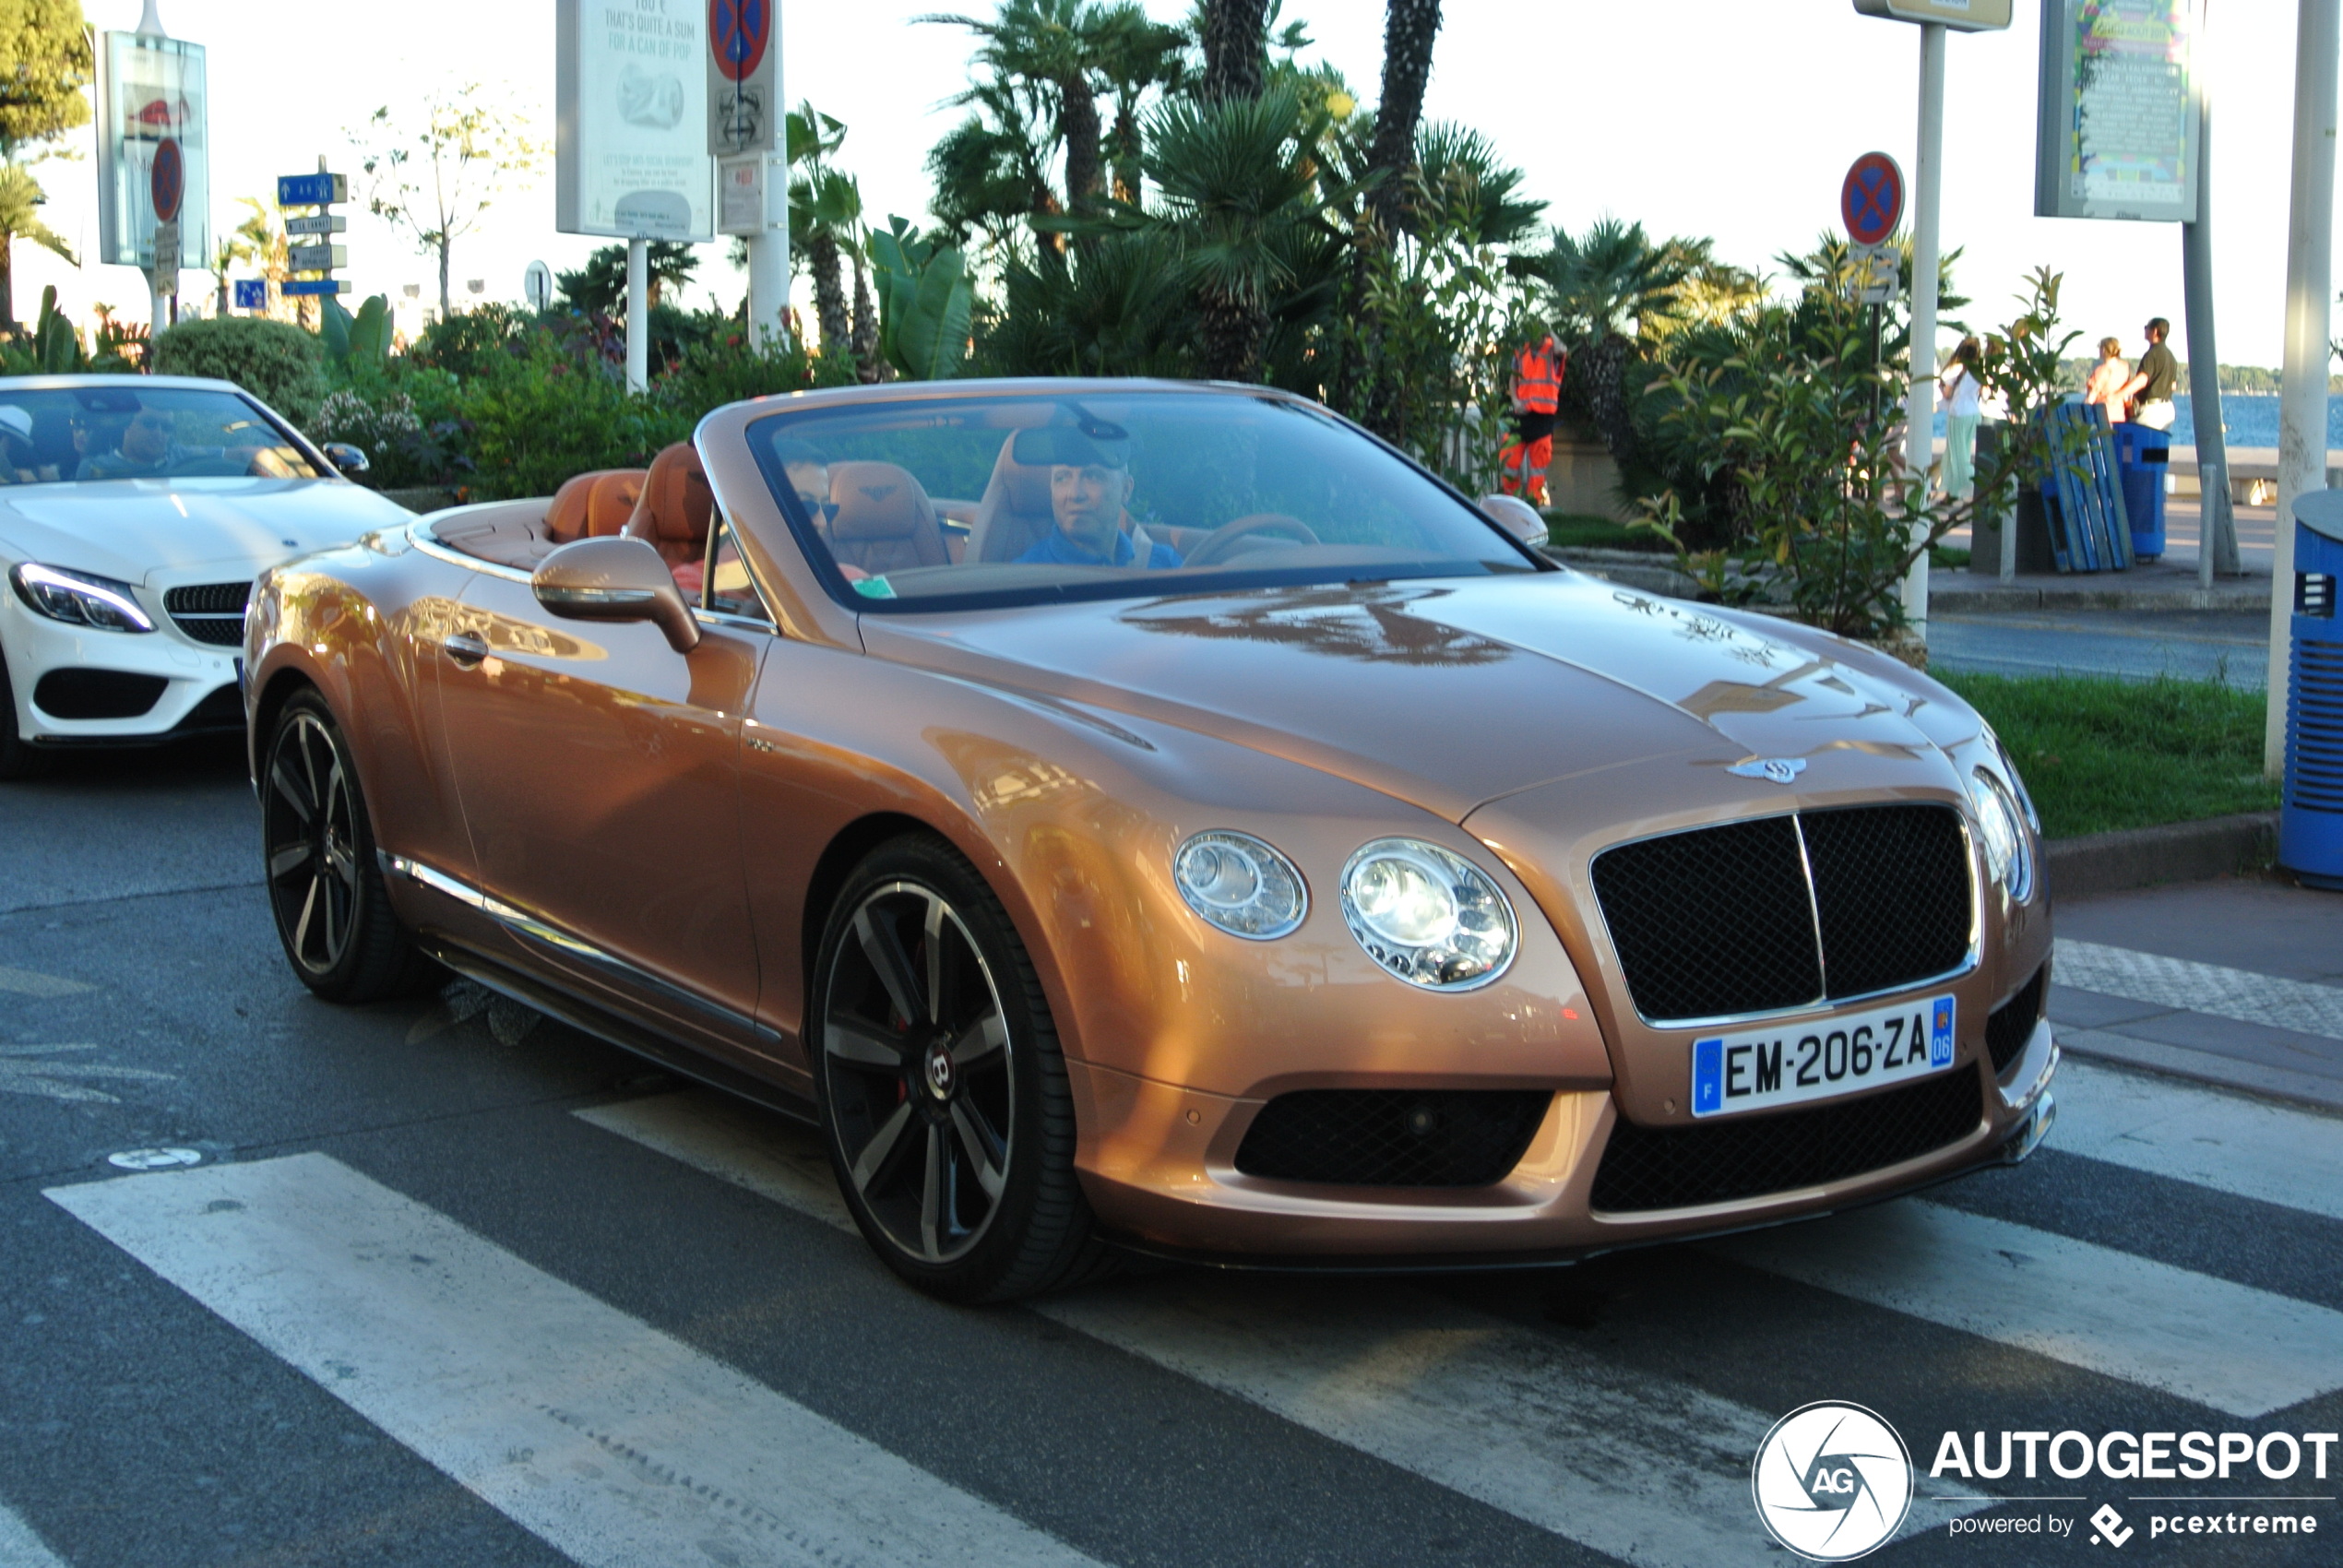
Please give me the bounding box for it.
[1581,332,1636,468]
[806,230,853,358]
[438,238,452,320]
[1198,290,1266,383]
[1061,76,1105,212]
[850,254,887,383]
[1110,101,1140,205]
[0,241,15,336]
[1366,0,1443,235]
[1200,0,1267,103]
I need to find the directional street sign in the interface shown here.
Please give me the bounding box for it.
[276,172,346,208]
[232,279,266,311]
[288,244,347,272]
[281,279,351,297]
[1840,151,1905,247]
[284,213,346,237]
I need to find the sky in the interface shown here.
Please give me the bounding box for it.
[26,1,2332,369]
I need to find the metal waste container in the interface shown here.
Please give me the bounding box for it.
[2282,491,2343,889]
[2115,422,2169,562]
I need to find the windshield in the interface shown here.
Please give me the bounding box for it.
[748,389,1542,612]
[0,385,321,485]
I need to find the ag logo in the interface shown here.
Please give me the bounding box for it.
[1752,1401,1914,1561]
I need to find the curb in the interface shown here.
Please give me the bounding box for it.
[2046,810,2278,899]
[1933,584,2267,614]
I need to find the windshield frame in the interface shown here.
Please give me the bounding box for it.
[0,375,335,487]
[743,384,1554,617]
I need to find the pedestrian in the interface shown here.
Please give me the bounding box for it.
[1497,330,1564,507]
[2082,337,2130,422]
[2118,317,2180,432]
[1938,336,1983,501]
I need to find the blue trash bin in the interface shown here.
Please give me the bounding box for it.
[2282,491,2343,890]
[2114,422,2169,562]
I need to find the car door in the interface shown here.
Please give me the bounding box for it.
[435,556,767,1051]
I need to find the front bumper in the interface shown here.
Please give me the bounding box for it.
[3,588,243,744]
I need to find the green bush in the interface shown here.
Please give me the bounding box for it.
[153,316,328,426]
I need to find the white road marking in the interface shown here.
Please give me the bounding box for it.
[2052,1057,2343,1222]
[0,1502,67,1568]
[577,1092,1979,1568]
[47,1154,1103,1568]
[1713,1201,2343,1418]
[0,1045,172,1105]
[2056,939,2343,1042]
[0,966,92,998]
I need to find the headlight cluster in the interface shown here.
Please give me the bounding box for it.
[1174,829,1520,991]
[1969,766,2035,903]
[9,564,154,633]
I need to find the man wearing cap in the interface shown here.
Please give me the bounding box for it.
[75,404,262,481]
[1017,433,1182,569]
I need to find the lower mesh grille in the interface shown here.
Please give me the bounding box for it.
[1235,1089,1552,1187]
[164,581,251,647]
[1986,965,2048,1074]
[1589,1066,1982,1213]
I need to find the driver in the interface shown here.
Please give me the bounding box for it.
[1016,431,1181,570]
[75,406,261,481]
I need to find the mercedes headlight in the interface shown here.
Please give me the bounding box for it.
[1969,766,2035,903]
[9,564,155,633]
[1339,837,1518,990]
[1173,830,1308,939]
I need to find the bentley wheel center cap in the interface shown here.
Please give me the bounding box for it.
[923,1045,956,1099]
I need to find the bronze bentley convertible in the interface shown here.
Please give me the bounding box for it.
[244,380,2058,1301]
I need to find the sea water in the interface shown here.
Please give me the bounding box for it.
[1933,393,2341,446]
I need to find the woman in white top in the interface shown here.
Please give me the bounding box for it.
[2082,337,2131,422]
[1939,336,1984,501]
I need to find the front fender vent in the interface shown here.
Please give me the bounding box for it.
[1234,1089,1551,1188]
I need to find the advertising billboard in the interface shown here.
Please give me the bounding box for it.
[94,32,209,275]
[555,0,715,242]
[2036,0,2201,222]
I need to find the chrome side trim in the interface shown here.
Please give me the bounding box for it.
[410,520,537,584]
[380,852,776,1045]
[1790,814,1828,1000]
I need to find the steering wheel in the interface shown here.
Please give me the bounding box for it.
[1182,512,1320,567]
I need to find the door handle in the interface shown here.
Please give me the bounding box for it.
[442,633,490,668]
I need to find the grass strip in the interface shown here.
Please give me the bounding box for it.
[1933,671,2278,839]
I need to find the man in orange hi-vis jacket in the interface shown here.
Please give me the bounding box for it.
[1498,333,1564,505]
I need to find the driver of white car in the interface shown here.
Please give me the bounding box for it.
[74,405,265,481]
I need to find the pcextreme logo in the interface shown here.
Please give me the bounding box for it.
[1752,1401,1915,1562]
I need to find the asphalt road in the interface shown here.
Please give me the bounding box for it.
[3,740,2339,1568]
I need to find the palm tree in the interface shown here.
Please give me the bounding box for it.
[1525,219,1693,466]
[786,105,863,362]
[1144,82,1329,381]
[926,79,1060,254]
[1198,0,1267,102]
[1363,0,1441,234]
[924,0,1121,214]
[1092,3,1186,204]
[1411,122,1543,247]
[0,165,72,331]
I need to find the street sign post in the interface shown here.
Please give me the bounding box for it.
[97,23,208,339]
[706,0,788,351]
[278,165,351,303]
[1840,151,1905,247]
[524,260,553,314]
[276,172,346,208]
[150,137,183,301]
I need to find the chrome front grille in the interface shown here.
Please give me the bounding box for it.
[1590,803,1974,1026]
[163,581,251,647]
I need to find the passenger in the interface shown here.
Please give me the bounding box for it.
[0,406,48,482]
[76,405,260,481]
[1015,431,1181,570]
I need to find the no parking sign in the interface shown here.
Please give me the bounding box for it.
[708,0,777,156]
[1841,152,1905,246]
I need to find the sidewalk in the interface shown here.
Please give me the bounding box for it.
[2051,874,2343,1112]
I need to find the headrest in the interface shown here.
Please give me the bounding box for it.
[828,461,931,541]
[985,433,1053,516]
[586,469,648,538]
[625,443,712,543]
[547,468,641,541]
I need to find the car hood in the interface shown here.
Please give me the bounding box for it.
[861,572,1983,822]
[0,478,413,586]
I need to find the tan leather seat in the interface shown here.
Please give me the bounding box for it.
[545,468,648,543]
[623,444,715,570]
[966,434,1055,563]
[827,460,948,576]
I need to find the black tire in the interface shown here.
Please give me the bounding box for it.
[0,646,53,780]
[809,834,1114,1303]
[261,690,433,1003]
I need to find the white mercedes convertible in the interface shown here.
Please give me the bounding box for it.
[0,374,410,777]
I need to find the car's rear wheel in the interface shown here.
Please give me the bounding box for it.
[811,835,1112,1302]
[0,647,52,780]
[262,690,431,1003]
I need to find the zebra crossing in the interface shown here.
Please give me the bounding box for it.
[27,1051,2341,1568]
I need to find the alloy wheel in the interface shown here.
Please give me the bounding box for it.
[820,880,1014,1264]
[264,710,362,977]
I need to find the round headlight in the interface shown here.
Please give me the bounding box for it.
[1970,767,2035,902]
[1173,831,1307,939]
[1339,837,1518,990]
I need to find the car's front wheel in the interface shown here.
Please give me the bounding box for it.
[262,690,431,1003]
[810,834,1112,1302]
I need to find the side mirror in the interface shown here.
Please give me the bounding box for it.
[321,442,370,477]
[530,536,701,653]
[1477,493,1549,548]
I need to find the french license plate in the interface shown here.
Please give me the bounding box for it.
[1690,995,1956,1118]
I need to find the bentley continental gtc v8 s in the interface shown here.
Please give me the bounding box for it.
[0,374,401,778]
[244,380,2058,1301]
